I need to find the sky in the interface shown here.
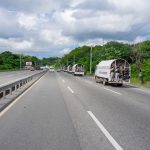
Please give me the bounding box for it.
[0,0,150,58]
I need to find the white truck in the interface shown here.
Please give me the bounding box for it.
[63,66,67,72]
[72,64,84,76]
[49,66,55,72]
[67,65,73,73]
[95,59,130,86]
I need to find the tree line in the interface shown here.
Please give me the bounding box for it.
[59,41,150,84]
[0,51,58,71]
[0,41,150,85]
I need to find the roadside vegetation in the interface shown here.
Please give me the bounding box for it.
[60,41,150,87]
[0,41,150,87]
[0,51,58,71]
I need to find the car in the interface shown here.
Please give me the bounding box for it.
[56,69,61,72]
[30,67,35,71]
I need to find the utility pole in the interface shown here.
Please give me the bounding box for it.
[102,38,105,52]
[90,46,93,74]
[73,55,75,65]
[20,54,22,70]
[67,57,68,66]
[35,62,36,69]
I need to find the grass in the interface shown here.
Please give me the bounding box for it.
[131,78,150,88]
[85,72,94,76]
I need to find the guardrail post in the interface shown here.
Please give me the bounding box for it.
[0,92,4,99]
[10,87,12,95]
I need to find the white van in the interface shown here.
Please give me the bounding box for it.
[72,64,84,76]
[95,59,130,86]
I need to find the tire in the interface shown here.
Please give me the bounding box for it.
[118,83,123,87]
[95,76,99,83]
[103,79,107,85]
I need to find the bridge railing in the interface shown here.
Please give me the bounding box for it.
[0,70,48,99]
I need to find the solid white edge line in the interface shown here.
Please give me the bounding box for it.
[87,111,123,150]
[103,87,122,95]
[0,76,43,118]
[67,86,74,93]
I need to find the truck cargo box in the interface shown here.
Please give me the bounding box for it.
[95,59,130,86]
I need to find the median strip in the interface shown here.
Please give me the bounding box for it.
[87,111,123,150]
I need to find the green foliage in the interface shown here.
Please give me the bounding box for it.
[142,59,150,81]
[60,41,150,83]
[104,41,132,62]
[42,57,60,66]
[0,40,150,85]
[0,51,19,70]
[0,51,42,71]
[0,51,61,71]
[61,41,133,73]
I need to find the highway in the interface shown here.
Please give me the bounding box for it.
[0,71,150,150]
[0,70,43,86]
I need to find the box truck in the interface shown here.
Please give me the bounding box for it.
[67,65,73,73]
[95,59,130,86]
[72,64,84,76]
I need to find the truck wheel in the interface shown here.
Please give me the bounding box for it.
[95,76,99,83]
[103,79,106,85]
[118,83,123,87]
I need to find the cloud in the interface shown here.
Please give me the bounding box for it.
[0,0,150,57]
[18,13,39,30]
[134,36,146,44]
[0,38,33,51]
[60,48,71,55]
[0,0,70,13]
[0,8,23,38]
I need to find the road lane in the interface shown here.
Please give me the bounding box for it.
[1,71,150,150]
[56,73,114,150]
[76,75,150,96]
[57,72,150,150]
[0,71,81,150]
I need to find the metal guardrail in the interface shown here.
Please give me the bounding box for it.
[0,70,48,99]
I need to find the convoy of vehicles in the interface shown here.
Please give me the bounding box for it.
[62,64,85,76]
[54,58,130,87]
[95,59,130,86]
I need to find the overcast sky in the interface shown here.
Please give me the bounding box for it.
[0,0,150,58]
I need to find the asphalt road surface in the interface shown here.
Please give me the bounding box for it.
[0,70,43,86]
[0,71,150,150]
